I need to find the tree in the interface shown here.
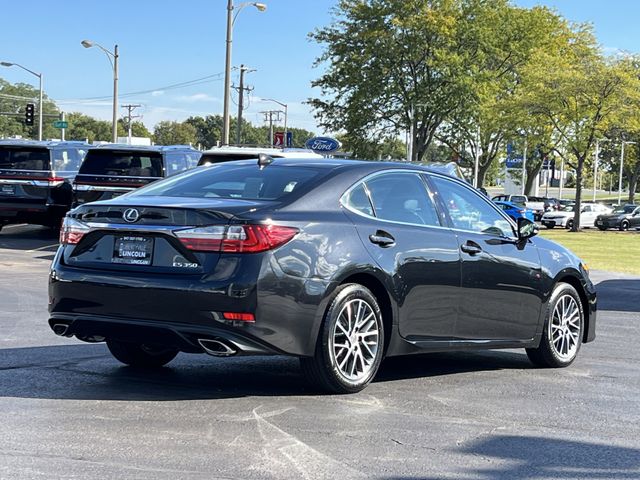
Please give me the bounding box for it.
[0,78,59,139]
[153,121,197,146]
[63,112,113,143]
[519,26,626,231]
[310,0,511,161]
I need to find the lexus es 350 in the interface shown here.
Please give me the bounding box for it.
[49,158,596,393]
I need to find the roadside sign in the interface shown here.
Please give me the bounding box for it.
[274,131,293,147]
[53,121,68,129]
[505,157,523,169]
[305,136,341,153]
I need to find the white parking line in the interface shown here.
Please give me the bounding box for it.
[26,243,59,253]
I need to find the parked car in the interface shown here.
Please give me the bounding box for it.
[50,158,596,393]
[73,144,201,206]
[491,194,545,220]
[198,146,323,166]
[541,202,612,229]
[530,196,561,212]
[493,200,535,222]
[595,204,640,231]
[0,140,90,230]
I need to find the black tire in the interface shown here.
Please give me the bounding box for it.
[566,219,574,230]
[106,339,178,368]
[300,283,385,394]
[619,221,629,231]
[526,283,583,368]
[597,226,607,231]
[544,224,554,229]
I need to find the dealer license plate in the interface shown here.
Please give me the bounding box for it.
[112,236,154,265]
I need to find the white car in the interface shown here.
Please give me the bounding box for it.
[541,202,612,229]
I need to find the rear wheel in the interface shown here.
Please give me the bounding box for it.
[620,220,630,231]
[566,219,574,229]
[526,283,583,368]
[300,284,385,394]
[107,339,178,368]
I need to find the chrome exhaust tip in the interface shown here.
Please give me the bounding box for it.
[52,323,71,337]
[198,338,237,357]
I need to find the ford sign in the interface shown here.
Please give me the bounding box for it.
[305,136,341,153]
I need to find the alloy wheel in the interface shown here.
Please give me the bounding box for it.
[330,298,380,382]
[549,294,581,361]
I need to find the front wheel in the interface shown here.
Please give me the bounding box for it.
[107,339,178,368]
[597,226,607,231]
[526,283,583,368]
[620,221,630,231]
[566,219,574,230]
[300,284,385,394]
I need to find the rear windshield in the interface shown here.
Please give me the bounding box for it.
[198,153,282,166]
[131,164,323,201]
[79,149,163,177]
[0,147,50,170]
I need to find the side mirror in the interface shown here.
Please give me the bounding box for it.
[518,218,538,240]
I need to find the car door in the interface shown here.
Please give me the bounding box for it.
[632,207,640,227]
[342,171,460,341]
[428,174,543,342]
[581,205,595,226]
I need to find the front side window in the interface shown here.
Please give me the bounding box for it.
[431,176,514,237]
[362,172,440,227]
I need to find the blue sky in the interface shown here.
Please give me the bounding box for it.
[1,0,639,134]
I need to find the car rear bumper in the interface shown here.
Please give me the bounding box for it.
[48,314,281,356]
[48,250,325,357]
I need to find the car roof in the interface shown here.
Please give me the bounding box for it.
[204,157,464,179]
[0,139,90,149]
[90,143,198,152]
[201,145,324,159]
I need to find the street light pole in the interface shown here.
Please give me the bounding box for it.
[521,138,528,195]
[618,141,636,205]
[221,1,267,146]
[473,126,480,188]
[81,40,119,143]
[0,62,44,141]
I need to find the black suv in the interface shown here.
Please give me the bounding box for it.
[73,145,201,206]
[0,140,89,230]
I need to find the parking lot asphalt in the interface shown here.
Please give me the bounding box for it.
[0,224,639,480]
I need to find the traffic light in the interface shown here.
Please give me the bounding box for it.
[25,103,35,126]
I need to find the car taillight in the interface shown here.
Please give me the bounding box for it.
[59,217,90,245]
[32,177,65,187]
[222,312,255,322]
[174,224,299,253]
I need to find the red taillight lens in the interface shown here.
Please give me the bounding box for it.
[59,217,90,245]
[175,224,299,253]
[222,312,255,322]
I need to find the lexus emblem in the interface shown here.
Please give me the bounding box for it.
[123,208,140,223]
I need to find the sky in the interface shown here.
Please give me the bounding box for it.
[1,0,639,135]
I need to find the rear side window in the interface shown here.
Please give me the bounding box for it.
[358,172,441,227]
[131,164,323,201]
[79,150,163,177]
[51,147,88,172]
[0,147,50,170]
[510,195,526,205]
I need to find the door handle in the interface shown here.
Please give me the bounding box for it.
[460,241,482,255]
[369,231,395,247]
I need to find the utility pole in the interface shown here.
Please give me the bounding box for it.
[232,64,255,144]
[261,110,282,146]
[121,104,142,144]
[60,112,65,141]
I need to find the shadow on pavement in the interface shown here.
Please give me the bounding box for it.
[0,224,59,252]
[0,343,532,401]
[389,435,640,479]
[596,279,640,313]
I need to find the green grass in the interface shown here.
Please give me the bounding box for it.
[539,228,640,275]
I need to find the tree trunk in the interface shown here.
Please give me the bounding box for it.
[571,155,585,232]
[524,164,543,196]
[477,160,492,188]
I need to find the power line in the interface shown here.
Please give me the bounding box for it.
[56,72,225,105]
